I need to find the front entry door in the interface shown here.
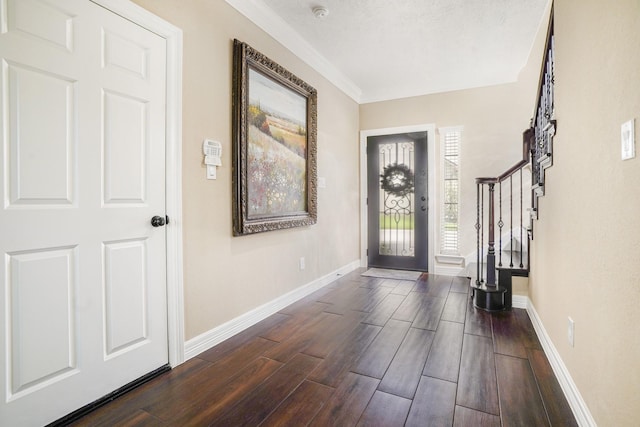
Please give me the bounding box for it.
[367,132,428,271]
[0,1,169,425]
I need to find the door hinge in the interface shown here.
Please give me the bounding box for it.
[366,197,368,206]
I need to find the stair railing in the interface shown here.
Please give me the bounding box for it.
[471,10,554,314]
[475,10,554,287]
[475,129,534,286]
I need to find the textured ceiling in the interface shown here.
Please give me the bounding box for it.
[228,0,549,103]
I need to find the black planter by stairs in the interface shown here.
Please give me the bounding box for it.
[472,268,529,311]
[472,280,507,311]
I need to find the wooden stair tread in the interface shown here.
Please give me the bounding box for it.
[496,267,529,277]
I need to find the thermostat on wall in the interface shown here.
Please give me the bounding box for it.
[203,139,222,179]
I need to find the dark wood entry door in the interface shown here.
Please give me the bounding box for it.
[367,132,428,271]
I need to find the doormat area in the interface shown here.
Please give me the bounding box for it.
[361,268,422,281]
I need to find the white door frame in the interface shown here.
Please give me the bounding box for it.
[360,124,436,273]
[92,0,185,367]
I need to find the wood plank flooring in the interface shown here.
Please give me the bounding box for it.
[71,270,577,426]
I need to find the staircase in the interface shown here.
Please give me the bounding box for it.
[471,130,533,311]
[472,19,555,311]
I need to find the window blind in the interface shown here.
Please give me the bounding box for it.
[441,129,461,254]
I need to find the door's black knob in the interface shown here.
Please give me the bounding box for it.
[421,196,426,201]
[421,206,427,211]
[151,216,166,227]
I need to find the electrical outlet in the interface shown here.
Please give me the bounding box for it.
[567,317,575,347]
[299,257,305,270]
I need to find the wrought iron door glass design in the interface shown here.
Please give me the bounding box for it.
[367,131,427,271]
[378,142,415,257]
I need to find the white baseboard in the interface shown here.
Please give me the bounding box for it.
[434,265,465,276]
[183,260,361,361]
[511,294,528,309]
[525,299,597,427]
[435,254,465,265]
[183,264,595,426]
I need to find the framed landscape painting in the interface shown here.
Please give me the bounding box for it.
[232,39,317,236]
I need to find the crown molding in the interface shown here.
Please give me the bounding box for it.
[225,0,362,103]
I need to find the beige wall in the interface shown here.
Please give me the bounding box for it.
[125,1,640,423]
[359,7,549,266]
[131,0,360,340]
[360,85,527,268]
[530,0,640,424]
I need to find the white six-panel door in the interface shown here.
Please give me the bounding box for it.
[0,0,169,424]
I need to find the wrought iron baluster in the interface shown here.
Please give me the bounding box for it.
[481,184,485,283]
[498,181,503,267]
[520,168,524,268]
[510,175,514,268]
[486,183,496,286]
[476,182,480,285]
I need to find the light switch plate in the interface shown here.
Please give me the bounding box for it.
[206,165,217,179]
[621,119,635,160]
[567,317,575,347]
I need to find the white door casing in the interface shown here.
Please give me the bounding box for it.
[91,0,185,370]
[0,0,184,425]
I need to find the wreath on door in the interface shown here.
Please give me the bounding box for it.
[380,163,415,197]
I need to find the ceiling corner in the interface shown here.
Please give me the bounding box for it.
[225,0,362,103]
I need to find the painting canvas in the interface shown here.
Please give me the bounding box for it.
[232,40,317,235]
[247,68,307,216]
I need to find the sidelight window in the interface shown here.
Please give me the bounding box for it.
[440,127,462,254]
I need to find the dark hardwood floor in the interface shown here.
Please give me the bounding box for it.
[71,270,577,426]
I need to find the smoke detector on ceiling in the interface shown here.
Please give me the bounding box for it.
[312,6,329,19]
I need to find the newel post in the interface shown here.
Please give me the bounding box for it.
[486,183,496,285]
